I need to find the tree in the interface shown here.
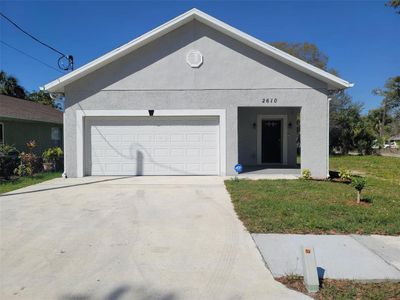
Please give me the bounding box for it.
[271,42,360,152]
[27,90,54,107]
[270,42,338,75]
[373,76,400,138]
[0,70,26,99]
[365,108,393,147]
[329,91,353,151]
[354,116,376,154]
[386,0,400,14]
[272,41,390,154]
[334,103,364,154]
[1,69,55,107]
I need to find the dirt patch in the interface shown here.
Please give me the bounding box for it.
[345,199,373,207]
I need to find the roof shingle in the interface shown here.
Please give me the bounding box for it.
[0,94,63,124]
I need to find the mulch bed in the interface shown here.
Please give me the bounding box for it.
[276,275,400,300]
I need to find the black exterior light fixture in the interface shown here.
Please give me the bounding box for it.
[288,122,293,129]
[148,110,154,116]
[252,122,256,129]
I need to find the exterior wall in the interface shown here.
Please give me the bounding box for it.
[63,20,329,178]
[0,118,63,154]
[238,107,300,167]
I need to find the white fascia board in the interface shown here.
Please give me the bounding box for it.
[43,8,353,93]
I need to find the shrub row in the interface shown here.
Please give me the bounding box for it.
[0,141,63,179]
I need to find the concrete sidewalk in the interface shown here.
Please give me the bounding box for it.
[253,234,400,281]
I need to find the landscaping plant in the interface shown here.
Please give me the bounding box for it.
[0,144,19,179]
[42,147,63,171]
[301,169,312,180]
[351,176,366,204]
[15,152,36,176]
[339,168,352,181]
[14,140,42,177]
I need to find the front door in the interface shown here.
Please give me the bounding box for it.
[261,119,282,163]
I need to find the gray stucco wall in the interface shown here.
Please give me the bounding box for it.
[63,20,329,178]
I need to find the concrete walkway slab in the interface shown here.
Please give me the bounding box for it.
[1,177,308,300]
[352,235,400,270]
[252,234,400,281]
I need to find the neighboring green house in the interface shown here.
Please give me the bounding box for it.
[0,94,63,154]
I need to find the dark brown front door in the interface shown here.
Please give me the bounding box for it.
[261,119,282,163]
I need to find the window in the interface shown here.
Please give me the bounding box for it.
[0,122,4,144]
[51,127,61,146]
[51,127,60,141]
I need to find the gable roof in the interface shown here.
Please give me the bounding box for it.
[43,8,353,93]
[0,94,63,124]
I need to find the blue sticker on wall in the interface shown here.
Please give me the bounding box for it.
[234,164,243,174]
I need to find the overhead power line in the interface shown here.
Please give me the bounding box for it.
[0,11,74,70]
[0,12,65,56]
[1,40,64,74]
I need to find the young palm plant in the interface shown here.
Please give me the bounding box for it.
[351,176,366,204]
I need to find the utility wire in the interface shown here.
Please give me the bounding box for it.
[0,12,66,57]
[1,40,64,74]
[0,12,74,70]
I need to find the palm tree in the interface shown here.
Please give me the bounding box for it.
[0,70,27,99]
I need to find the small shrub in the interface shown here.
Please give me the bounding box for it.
[339,169,352,181]
[14,152,42,177]
[0,144,17,154]
[301,169,312,180]
[351,176,366,204]
[0,144,20,179]
[42,147,63,171]
[14,163,33,177]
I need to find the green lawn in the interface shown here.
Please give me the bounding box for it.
[0,172,62,194]
[225,155,400,235]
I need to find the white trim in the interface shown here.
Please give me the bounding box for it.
[0,122,4,144]
[327,97,331,177]
[62,113,67,178]
[75,109,226,177]
[256,115,288,165]
[43,9,353,92]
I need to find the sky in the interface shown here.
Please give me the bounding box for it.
[0,1,399,113]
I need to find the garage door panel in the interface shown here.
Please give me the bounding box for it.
[86,116,219,176]
[203,163,218,172]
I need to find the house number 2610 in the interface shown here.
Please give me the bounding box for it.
[262,98,278,104]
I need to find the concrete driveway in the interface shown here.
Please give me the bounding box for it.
[1,176,308,300]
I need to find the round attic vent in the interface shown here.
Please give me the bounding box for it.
[186,50,203,68]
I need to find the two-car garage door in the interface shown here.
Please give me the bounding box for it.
[85,116,220,176]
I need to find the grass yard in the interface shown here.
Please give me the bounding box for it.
[277,275,400,300]
[330,155,400,184]
[0,172,61,194]
[225,155,400,235]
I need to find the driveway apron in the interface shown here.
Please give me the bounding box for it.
[0,176,308,300]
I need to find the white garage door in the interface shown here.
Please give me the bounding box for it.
[85,116,220,176]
